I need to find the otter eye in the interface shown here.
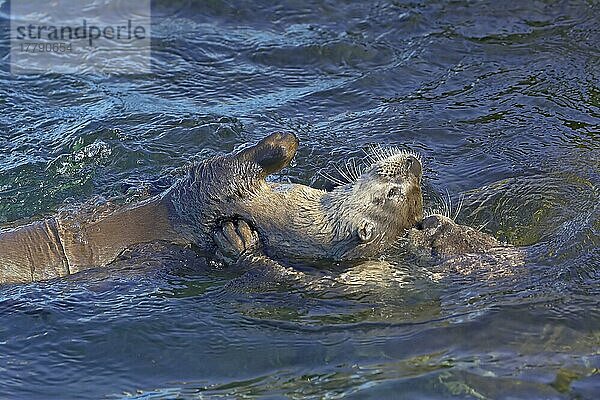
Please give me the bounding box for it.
[387,187,402,199]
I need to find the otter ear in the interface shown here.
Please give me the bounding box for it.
[236,132,299,179]
[357,219,375,242]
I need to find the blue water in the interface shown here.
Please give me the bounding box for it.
[1,0,599,398]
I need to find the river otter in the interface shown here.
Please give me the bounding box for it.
[171,137,423,262]
[403,213,524,279]
[0,132,423,284]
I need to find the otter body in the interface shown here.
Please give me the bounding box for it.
[0,195,182,284]
[171,179,421,262]
[0,132,423,284]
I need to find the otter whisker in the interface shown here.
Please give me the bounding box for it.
[361,148,376,165]
[335,165,353,184]
[343,163,353,182]
[477,220,491,232]
[343,157,362,182]
[423,206,434,218]
[373,145,392,164]
[349,158,364,182]
[426,190,464,221]
[323,143,424,195]
[445,190,453,220]
[453,194,465,221]
[437,192,449,220]
[369,145,423,166]
[319,170,347,187]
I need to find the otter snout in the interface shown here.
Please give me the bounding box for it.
[422,215,443,229]
[416,214,452,231]
[406,155,422,178]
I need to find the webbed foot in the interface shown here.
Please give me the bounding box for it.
[236,132,299,178]
[213,219,261,265]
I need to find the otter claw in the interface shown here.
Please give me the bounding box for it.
[236,220,259,250]
[213,220,262,264]
[223,221,245,251]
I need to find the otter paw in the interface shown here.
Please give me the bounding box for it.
[213,220,261,264]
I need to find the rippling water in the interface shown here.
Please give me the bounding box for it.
[1,0,599,398]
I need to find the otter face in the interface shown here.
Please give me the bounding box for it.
[406,214,500,257]
[356,152,424,246]
[326,148,424,259]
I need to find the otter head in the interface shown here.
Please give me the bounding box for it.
[325,147,424,260]
[406,214,500,258]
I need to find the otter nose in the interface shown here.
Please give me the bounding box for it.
[421,215,442,230]
[406,155,422,177]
